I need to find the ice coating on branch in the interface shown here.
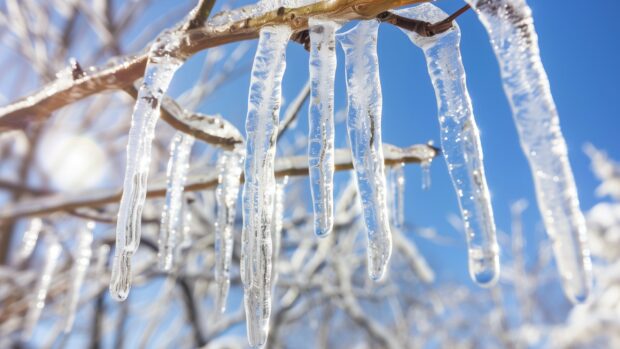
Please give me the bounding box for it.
[65,221,94,333]
[387,163,405,230]
[308,18,340,238]
[396,4,500,286]
[338,20,392,281]
[158,132,195,271]
[241,25,291,348]
[16,218,42,263]
[23,237,61,340]
[214,147,244,314]
[466,0,592,301]
[111,31,183,301]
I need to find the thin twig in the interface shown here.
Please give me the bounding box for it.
[0,144,438,220]
[0,0,430,134]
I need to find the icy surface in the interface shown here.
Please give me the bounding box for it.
[271,177,287,287]
[241,25,291,348]
[65,221,94,333]
[214,147,244,314]
[111,31,183,301]
[158,132,195,271]
[397,4,500,286]
[16,218,42,263]
[23,237,61,340]
[467,0,592,301]
[308,18,340,238]
[338,20,392,281]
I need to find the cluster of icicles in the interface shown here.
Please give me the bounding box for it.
[95,0,593,347]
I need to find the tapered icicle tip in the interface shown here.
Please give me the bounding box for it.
[109,253,131,301]
[468,247,500,287]
[314,225,333,238]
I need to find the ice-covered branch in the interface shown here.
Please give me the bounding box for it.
[0,0,429,133]
[0,144,438,220]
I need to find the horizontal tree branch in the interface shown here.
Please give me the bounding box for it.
[0,0,428,135]
[0,143,438,220]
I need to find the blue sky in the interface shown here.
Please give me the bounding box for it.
[164,0,620,285]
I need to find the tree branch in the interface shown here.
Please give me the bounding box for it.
[0,143,438,220]
[0,0,429,135]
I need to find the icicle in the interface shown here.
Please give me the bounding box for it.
[111,31,184,301]
[271,176,287,287]
[158,132,195,271]
[387,163,406,230]
[466,0,592,301]
[23,236,62,340]
[65,221,94,333]
[16,218,42,263]
[308,18,340,238]
[241,25,291,348]
[420,159,432,190]
[338,20,392,281]
[396,4,500,286]
[214,147,244,314]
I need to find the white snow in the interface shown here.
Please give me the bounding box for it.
[396,4,500,286]
[338,20,392,281]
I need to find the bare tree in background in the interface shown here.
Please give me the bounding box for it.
[0,1,619,348]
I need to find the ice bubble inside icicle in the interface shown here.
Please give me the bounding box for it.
[338,20,393,281]
[241,25,291,348]
[466,0,592,301]
[158,132,194,271]
[214,147,244,314]
[110,31,184,301]
[308,18,340,237]
[396,4,500,286]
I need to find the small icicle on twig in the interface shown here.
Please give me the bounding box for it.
[158,132,195,271]
[110,31,184,301]
[214,146,244,314]
[387,163,406,230]
[23,235,62,340]
[338,20,392,281]
[466,0,592,301]
[65,221,94,333]
[308,18,340,238]
[241,25,291,348]
[396,4,500,286]
[16,218,43,264]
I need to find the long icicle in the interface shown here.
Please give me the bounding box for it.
[308,18,340,238]
[158,132,195,271]
[214,146,244,314]
[22,236,62,340]
[65,221,94,333]
[241,25,291,347]
[110,31,184,301]
[466,0,592,302]
[338,20,393,281]
[396,4,500,286]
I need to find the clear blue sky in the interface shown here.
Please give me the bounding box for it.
[165,0,620,285]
